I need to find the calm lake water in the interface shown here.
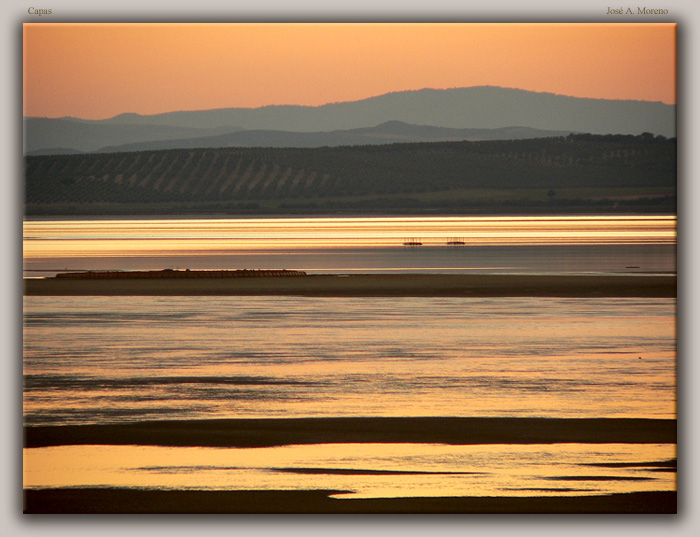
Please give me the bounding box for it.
[23,295,676,498]
[23,296,676,425]
[23,215,676,276]
[22,215,677,500]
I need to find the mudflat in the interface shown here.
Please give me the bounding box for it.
[23,415,678,513]
[24,416,677,448]
[23,273,677,297]
[23,488,677,514]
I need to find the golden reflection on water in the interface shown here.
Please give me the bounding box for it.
[23,216,677,258]
[23,443,676,498]
[22,215,677,502]
[23,296,677,422]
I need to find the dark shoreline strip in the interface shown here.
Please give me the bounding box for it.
[23,273,677,297]
[273,467,484,476]
[23,417,677,448]
[583,459,677,469]
[23,488,677,514]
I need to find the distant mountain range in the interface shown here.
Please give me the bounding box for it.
[90,122,575,153]
[23,119,241,155]
[24,87,676,155]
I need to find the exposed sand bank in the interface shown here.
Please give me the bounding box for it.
[23,273,677,297]
[23,488,677,514]
[24,417,677,448]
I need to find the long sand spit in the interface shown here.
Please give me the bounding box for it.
[24,417,677,448]
[23,273,677,297]
[23,488,677,514]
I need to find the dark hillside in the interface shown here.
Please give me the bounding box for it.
[24,134,676,216]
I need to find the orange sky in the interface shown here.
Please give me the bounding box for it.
[23,23,676,120]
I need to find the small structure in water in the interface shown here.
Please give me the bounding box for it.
[446,237,466,246]
[403,237,422,247]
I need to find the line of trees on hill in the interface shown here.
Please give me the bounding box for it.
[24,134,676,215]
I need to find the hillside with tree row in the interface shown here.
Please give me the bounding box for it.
[24,134,676,216]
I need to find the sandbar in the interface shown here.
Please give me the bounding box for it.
[23,488,677,514]
[23,416,677,448]
[23,273,677,297]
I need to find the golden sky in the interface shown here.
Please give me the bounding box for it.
[23,23,676,119]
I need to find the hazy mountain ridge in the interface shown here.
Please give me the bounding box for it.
[99,87,674,133]
[24,87,676,155]
[94,122,574,153]
[23,118,242,154]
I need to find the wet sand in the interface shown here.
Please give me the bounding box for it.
[23,488,677,514]
[23,417,677,448]
[23,273,677,297]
